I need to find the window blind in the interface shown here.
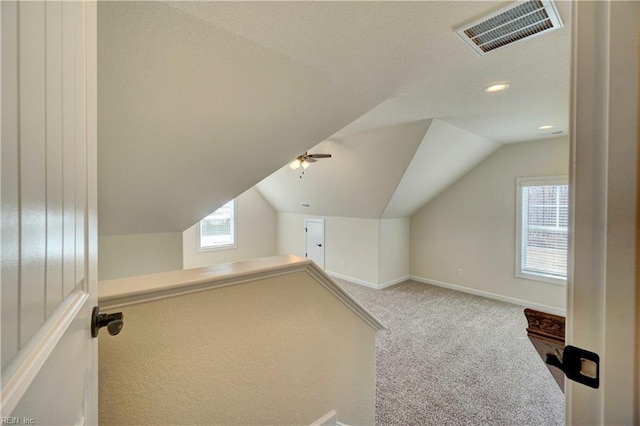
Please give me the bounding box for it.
[521,183,568,280]
[200,200,235,248]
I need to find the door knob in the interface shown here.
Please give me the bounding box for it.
[91,306,124,338]
[316,243,322,247]
[546,345,600,388]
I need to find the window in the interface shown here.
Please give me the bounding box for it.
[199,200,236,250]
[516,176,568,284]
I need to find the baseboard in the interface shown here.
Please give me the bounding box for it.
[409,275,566,317]
[325,271,379,289]
[379,275,410,289]
[326,271,410,290]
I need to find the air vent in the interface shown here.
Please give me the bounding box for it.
[455,0,563,56]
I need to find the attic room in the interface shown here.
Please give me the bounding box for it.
[93,1,568,423]
[97,0,570,314]
[2,1,638,425]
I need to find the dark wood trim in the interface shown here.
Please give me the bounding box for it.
[524,308,566,391]
[524,308,565,342]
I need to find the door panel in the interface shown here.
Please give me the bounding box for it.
[10,292,92,425]
[45,0,65,319]
[18,0,48,348]
[1,0,20,370]
[1,1,98,422]
[305,219,325,269]
[62,0,79,299]
[73,0,87,288]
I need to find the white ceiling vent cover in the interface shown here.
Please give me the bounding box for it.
[455,0,563,56]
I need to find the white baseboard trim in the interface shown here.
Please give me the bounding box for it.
[379,275,410,289]
[325,271,410,290]
[309,409,336,426]
[409,275,566,317]
[325,271,379,289]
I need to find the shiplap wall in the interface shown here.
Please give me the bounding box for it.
[1,1,88,370]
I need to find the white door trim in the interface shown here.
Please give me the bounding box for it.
[567,1,638,423]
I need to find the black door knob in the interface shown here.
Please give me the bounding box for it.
[91,306,124,338]
[316,243,322,247]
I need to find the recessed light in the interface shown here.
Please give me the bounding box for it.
[484,82,510,93]
[538,125,554,130]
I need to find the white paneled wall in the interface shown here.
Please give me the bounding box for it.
[2,0,20,370]
[1,1,88,369]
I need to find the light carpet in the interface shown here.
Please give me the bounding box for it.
[335,279,564,426]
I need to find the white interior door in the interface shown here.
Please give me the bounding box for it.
[1,1,98,424]
[568,1,638,423]
[305,219,325,269]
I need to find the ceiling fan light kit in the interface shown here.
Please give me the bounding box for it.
[289,159,302,170]
[289,152,332,178]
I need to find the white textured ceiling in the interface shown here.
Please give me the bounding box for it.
[169,1,571,143]
[98,1,571,233]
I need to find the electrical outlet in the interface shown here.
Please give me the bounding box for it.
[340,259,346,267]
[456,268,463,276]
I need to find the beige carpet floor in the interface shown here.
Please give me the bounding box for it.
[335,279,564,426]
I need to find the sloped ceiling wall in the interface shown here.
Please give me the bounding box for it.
[257,118,501,220]
[98,2,388,235]
[256,120,431,218]
[98,1,570,234]
[382,119,500,218]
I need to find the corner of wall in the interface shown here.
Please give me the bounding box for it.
[378,218,410,286]
[408,137,569,311]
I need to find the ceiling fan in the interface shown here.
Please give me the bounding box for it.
[289,152,332,171]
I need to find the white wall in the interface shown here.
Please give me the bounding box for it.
[410,137,569,313]
[99,233,183,280]
[278,213,379,285]
[379,218,410,286]
[277,213,409,288]
[277,213,307,258]
[99,270,377,425]
[183,188,277,269]
[324,216,380,285]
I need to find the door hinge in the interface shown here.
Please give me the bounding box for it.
[546,345,600,388]
[305,253,307,257]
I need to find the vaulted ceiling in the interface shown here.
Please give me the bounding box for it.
[256,119,501,218]
[98,1,571,235]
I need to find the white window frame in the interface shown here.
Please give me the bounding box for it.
[198,199,237,251]
[515,175,568,285]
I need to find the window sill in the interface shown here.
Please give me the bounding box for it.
[197,244,237,253]
[516,271,567,286]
